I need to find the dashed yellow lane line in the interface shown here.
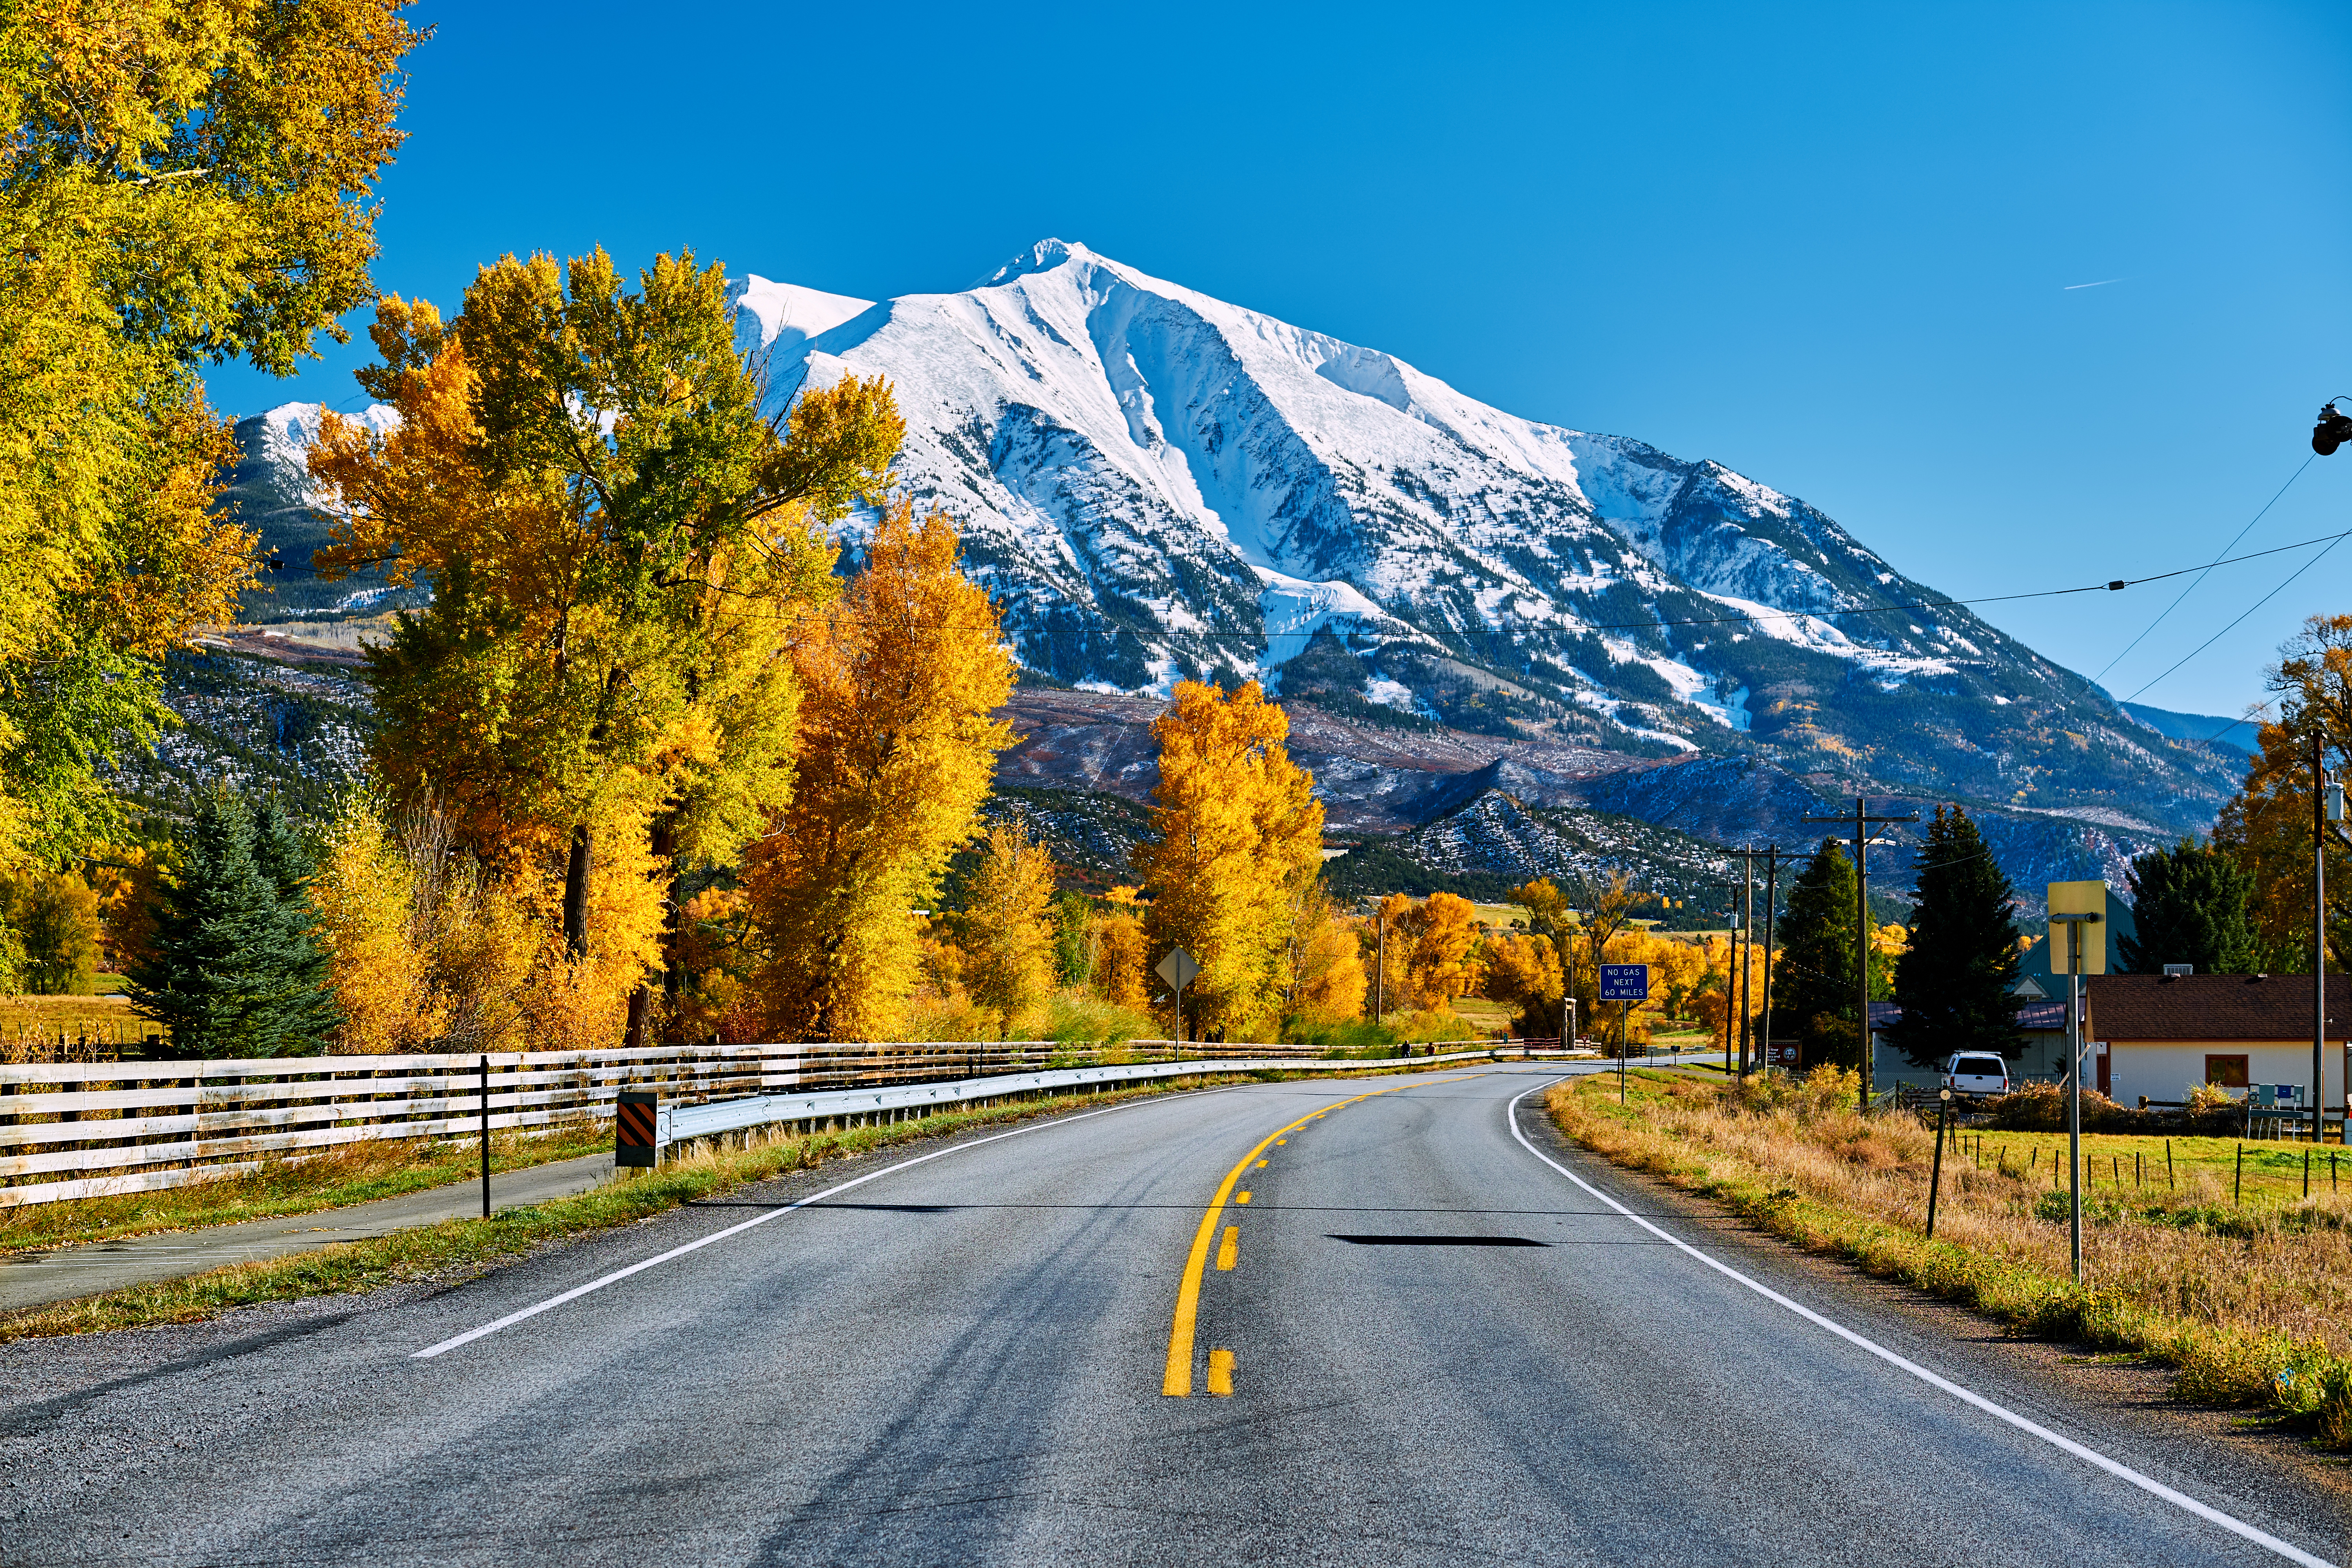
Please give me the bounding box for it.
[1217,1227,1240,1270]
[1160,1075,1473,1396]
[1235,1190,1252,1204]
[1207,1348,1236,1396]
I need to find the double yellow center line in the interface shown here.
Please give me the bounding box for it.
[1160,1077,1465,1396]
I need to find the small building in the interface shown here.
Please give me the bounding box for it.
[2085,972,2345,1109]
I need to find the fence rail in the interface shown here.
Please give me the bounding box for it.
[0,1038,1346,1209]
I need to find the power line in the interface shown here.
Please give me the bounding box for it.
[2080,456,2315,697]
[2122,531,2352,706]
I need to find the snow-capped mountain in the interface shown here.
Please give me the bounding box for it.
[750,240,2243,833]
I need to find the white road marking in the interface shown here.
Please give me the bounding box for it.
[1505,1079,2335,1568]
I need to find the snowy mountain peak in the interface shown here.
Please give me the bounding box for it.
[736,275,874,350]
[735,241,2241,828]
[978,238,1096,288]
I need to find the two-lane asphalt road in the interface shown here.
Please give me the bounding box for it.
[2,1067,2345,1566]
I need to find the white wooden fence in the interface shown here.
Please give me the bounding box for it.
[0,1038,1339,1209]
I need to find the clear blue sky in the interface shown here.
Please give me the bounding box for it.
[204,0,2352,722]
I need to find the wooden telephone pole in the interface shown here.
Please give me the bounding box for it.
[1802,799,1918,1107]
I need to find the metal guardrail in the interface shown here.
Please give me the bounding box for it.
[654,1046,1595,1155]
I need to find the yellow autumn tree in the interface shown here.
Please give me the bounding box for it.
[0,2,417,871]
[949,822,1057,1032]
[1091,887,1150,1011]
[312,794,442,1053]
[1390,892,1482,1009]
[1483,928,1564,1034]
[1286,897,1367,1024]
[748,502,1016,1041]
[1133,682,1325,1039]
[310,261,902,1047]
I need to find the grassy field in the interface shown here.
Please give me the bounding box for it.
[0,994,155,1058]
[1549,1067,2352,1446]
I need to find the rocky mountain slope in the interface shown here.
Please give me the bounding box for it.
[746,240,2245,838]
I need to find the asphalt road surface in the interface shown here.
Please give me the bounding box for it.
[2,1066,2347,1567]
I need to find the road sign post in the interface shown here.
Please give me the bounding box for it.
[2049,881,2106,1285]
[1927,1088,1952,1238]
[1600,964,1650,1105]
[616,1090,659,1169]
[1156,948,1200,1055]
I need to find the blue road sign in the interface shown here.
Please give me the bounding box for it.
[1599,964,1650,1002]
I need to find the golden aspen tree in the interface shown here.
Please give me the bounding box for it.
[0,1,417,869]
[312,795,442,1053]
[1481,929,1564,1032]
[748,503,1015,1041]
[1393,892,1481,1009]
[1134,681,1325,1039]
[1091,888,1150,1011]
[1287,902,1367,1023]
[310,256,901,1046]
[949,822,1057,1031]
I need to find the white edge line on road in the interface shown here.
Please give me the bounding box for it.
[1505,1078,2336,1568]
[415,1073,1375,1360]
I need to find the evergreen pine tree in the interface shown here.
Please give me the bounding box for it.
[1775,838,1865,1067]
[2119,837,2258,975]
[127,791,339,1058]
[1886,806,2022,1068]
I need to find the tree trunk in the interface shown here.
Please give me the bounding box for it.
[626,819,681,1051]
[563,824,592,959]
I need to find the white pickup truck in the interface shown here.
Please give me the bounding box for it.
[1942,1053,2011,1097]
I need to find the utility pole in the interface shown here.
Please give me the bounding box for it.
[1738,851,1755,1078]
[2317,731,2339,1146]
[1803,799,1920,1109]
[1375,906,1386,1027]
[1760,846,1781,1070]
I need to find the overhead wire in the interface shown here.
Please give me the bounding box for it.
[2078,456,2315,697]
[2121,530,2352,707]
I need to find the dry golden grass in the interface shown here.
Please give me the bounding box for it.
[0,995,154,1059]
[1550,1068,2352,1443]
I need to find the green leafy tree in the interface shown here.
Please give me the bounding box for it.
[127,791,338,1058]
[4,871,102,995]
[1775,838,1869,1067]
[1052,891,1093,987]
[1885,806,2021,1068]
[2120,837,2258,976]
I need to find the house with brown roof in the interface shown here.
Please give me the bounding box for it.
[2084,972,2344,1110]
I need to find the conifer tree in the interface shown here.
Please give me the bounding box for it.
[1775,838,1865,1067]
[2119,837,2257,975]
[1886,806,2022,1068]
[127,791,339,1058]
